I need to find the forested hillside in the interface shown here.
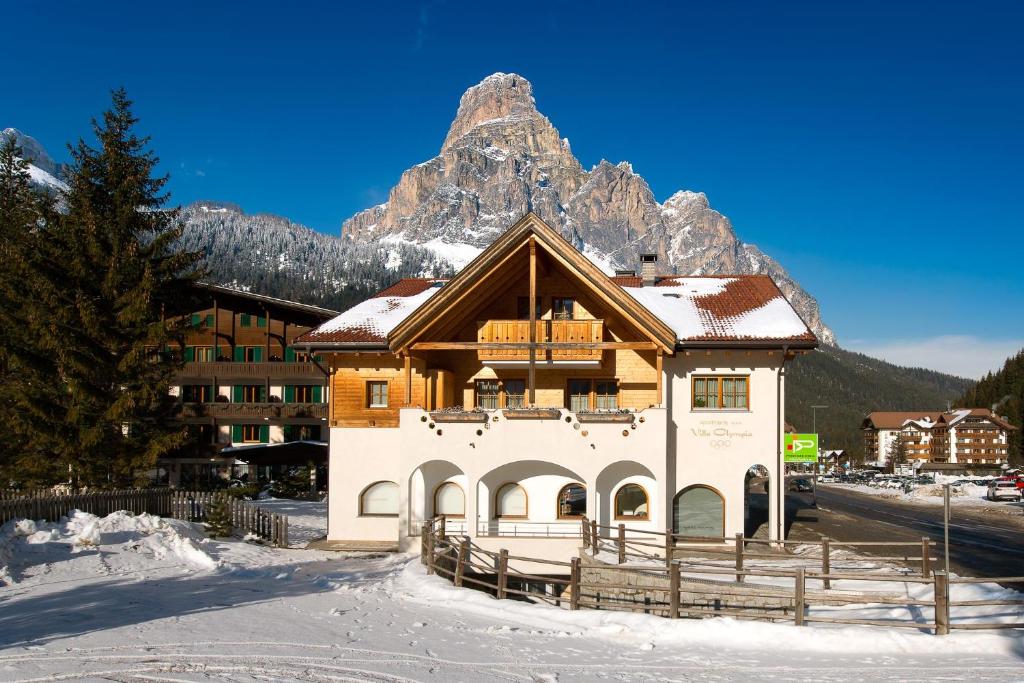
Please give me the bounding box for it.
[958,349,1024,466]
[785,345,973,461]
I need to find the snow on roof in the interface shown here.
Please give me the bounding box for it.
[621,276,815,343]
[298,280,445,345]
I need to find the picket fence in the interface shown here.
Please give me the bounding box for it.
[0,488,289,547]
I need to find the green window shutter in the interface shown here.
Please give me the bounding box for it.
[284,385,295,403]
[253,347,263,362]
[184,346,195,362]
[206,313,214,327]
[259,386,267,402]
[285,347,296,362]
[233,346,244,362]
[241,314,251,327]
[190,313,201,328]
[256,315,266,328]
[231,425,243,442]
[312,385,322,403]
[259,424,269,443]
[232,385,243,403]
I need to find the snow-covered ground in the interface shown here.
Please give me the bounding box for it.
[822,481,1023,510]
[0,504,1022,681]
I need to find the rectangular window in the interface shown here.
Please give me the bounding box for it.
[244,346,262,362]
[692,375,749,410]
[242,385,265,403]
[242,424,261,443]
[367,381,388,408]
[504,379,526,409]
[516,296,542,320]
[240,313,252,328]
[568,379,591,412]
[256,315,267,328]
[206,313,214,328]
[293,385,313,403]
[552,297,575,320]
[475,380,500,410]
[182,384,213,403]
[594,380,618,410]
[193,346,215,362]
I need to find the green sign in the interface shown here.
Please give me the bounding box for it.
[785,433,819,463]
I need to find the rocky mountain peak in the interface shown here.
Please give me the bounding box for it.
[2,127,60,176]
[442,73,538,150]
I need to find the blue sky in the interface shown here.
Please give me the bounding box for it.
[6,1,1023,378]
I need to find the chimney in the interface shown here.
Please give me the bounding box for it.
[614,268,636,277]
[640,253,658,286]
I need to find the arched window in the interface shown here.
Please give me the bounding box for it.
[557,483,586,519]
[360,481,399,516]
[495,483,528,518]
[673,485,724,538]
[434,482,465,518]
[614,483,649,520]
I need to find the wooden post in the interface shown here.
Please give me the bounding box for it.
[454,540,468,587]
[590,519,598,555]
[617,523,626,564]
[528,237,537,406]
[664,528,673,568]
[735,532,744,583]
[934,571,950,636]
[438,514,446,541]
[425,526,435,575]
[404,354,412,406]
[669,562,680,619]
[821,537,831,590]
[569,557,580,610]
[921,537,931,578]
[420,525,428,565]
[496,549,509,599]
[655,349,663,407]
[581,517,589,549]
[794,566,806,626]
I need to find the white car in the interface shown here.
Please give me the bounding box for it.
[986,480,1023,502]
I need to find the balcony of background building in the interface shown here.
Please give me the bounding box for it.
[476,319,603,362]
[177,402,328,419]
[175,361,325,382]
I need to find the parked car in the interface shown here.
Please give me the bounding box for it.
[791,478,813,492]
[987,480,1023,502]
[819,476,837,483]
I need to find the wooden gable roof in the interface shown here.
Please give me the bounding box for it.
[386,212,677,354]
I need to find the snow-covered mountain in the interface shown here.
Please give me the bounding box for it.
[1,128,67,193]
[342,73,835,345]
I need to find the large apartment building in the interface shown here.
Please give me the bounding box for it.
[158,284,337,487]
[297,214,818,557]
[862,409,1015,472]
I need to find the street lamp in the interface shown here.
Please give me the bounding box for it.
[810,405,829,505]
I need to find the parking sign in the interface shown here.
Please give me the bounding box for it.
[784,433,818,463]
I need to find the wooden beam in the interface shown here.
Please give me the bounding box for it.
[404,354,412,405]
[409,341,659,351]
[656,349,663,407]
[528,237,537,406]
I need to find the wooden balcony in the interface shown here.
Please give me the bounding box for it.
[175,361,325,382]
[177,402,327,419]
[476,319,604,362]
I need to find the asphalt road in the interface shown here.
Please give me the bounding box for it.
[785,484,1024,584]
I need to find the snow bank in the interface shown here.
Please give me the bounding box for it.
[0,510,217,584]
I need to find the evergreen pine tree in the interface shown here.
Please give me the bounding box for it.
[47,88,204,487]
[205,495,234,538]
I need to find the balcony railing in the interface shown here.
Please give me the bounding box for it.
[177,402,327,419]
[476,319,603,362]
[175,361,324,382]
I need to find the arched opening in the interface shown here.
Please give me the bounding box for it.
[359,481,399,516]
[673,485,725,538]
[744,465,770,537]
[614,483,649,520]
[495,483,528,518]
[433,482,465,518]
[409,460,466,532]
[557,483,586,519]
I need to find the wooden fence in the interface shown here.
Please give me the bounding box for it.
[0,489,288,547]
[422,516,1024,635]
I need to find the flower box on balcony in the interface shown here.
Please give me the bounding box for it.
[576,411,635,424]
[503,408,563,420]
[429,410,489,423]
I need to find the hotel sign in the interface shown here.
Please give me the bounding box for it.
[784,433,818,463]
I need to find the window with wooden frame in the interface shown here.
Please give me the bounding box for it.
[516,296,541,320]
[552,297,575,320]
[293,385,313,403]
[182,384,213,403]
[495,483,528,518]
[241,424,261,443]
[692,375,749,410]
[243,346,262,362]
[194,346,216,362]
[434,482,465,518]
[557,483,586,519]
[367,381,388,408]
[241,385,265,403]
[359,481,399,517]
[614,484,649,520]
[566,379,619,411]
[475,379,500,410]
[240,313,252,328]
[503,379,526,409]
